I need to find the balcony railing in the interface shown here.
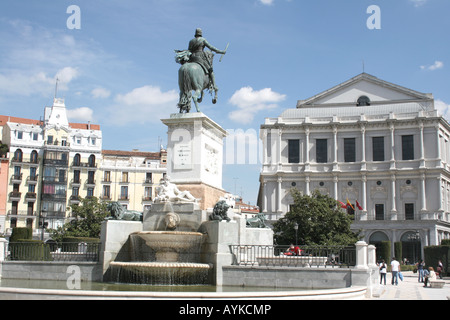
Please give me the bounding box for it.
[229,245,356,268]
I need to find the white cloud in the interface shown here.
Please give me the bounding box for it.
[420,61,444,71]
[410,0,428,7]
[228,87,286,124]
[259,0,274,5]
[67,107,94,123]
[435,100,450,122]
[0,19,104,97]
[91,87,111,99]
[107,85,178,126]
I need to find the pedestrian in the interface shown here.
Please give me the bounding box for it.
[416,259,425,283]
[424,267,437,287]
[437,260,444,279]
[391,257,401,285]
[378,259,387,285]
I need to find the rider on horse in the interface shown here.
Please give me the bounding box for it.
[188,28,226,91]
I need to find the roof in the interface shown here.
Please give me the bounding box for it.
[102,150,161,160]
[297,73,432,108]
[0,115,101,131]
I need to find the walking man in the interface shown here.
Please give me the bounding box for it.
[391,257,401,285]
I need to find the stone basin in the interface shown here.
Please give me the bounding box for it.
[131,231,205,262]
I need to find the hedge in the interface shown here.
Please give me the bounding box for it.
[424,245,449,276]
[61,237,100,253]
[9,240,53,261]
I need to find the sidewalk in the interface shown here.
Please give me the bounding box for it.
[374,271,450,300]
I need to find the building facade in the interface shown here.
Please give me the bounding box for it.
[0,98,167,237]
[99,149,167,213]
[259,73,450,261]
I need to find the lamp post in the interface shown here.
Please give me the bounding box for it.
[294,222,299,245]
[39,210,48,241]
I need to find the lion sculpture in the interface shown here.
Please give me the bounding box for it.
[106,202,143,222]
[209,200,231,222]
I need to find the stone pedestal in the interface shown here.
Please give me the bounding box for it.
[162,113,228,209]
[143,202,207,232]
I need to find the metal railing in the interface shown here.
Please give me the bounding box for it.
[229,245,356,268]
[5,242,101,262]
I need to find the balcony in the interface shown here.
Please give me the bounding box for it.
[99,195,111,201]
[69,195,81,204]
[25,192,37,201]
[71,162,97,169]
[9,192,21,201]
[85,180,96,187]
[142,196,152,202]
[143,179,154,185]
[10,174,23,184]
[118,195,129,201]
[71,178,82,186]
[7,210,37,218]
[26,175,39,184]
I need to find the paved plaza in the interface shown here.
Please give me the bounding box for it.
[373,271,450,300]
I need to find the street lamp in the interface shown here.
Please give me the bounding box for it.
[294,222,299,245]
[39,210,48,241]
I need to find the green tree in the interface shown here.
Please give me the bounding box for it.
[273,189,360,246]
[0,141,9,158]
[50,197,109,241]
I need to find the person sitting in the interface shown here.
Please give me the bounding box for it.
[424,267,437,287]
[284,244,303,256]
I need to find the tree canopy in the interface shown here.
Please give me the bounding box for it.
[50,197,109,242]
[273,189,360,246]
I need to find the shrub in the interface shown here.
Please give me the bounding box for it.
[9,240,52,261]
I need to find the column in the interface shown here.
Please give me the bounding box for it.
[361,124,367,171]
[419,122,425,168]
[420,172,427,213]
[390,123,396,170]
[333,126,338,171]
[390,174,397,219]
[262,182,268,213]
[361,174,368,220]
[277,176,283,213]
[333,175,339,201]
[305,127,310,171]
[305,175,310,196]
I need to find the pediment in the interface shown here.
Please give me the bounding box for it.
[297,73,432,108]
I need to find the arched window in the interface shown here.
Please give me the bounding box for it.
[88,155,96,167]
[73,154,81,166]
[30,150,38,164]
[357,96,371,106]
[14,149,23,162]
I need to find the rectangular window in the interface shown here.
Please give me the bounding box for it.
[373,137,385,162]
[87,188,94,197]
[402,135,414,160]
[288,139,300,164]
[122,172,129,183]
[344,138,356,163]
[33,133,38,141]
[375,204,384,221]
[405,203,415,220]
[17,131,23,139]
[104,171,111,182]
[121,186,128,200]
[316,139,328,163]
[103,185,110,198]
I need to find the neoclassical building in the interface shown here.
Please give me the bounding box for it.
[258,73,450,261]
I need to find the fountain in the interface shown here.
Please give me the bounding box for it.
[106,179,214,285]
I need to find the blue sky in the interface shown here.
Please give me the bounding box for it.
[1,0,449,205]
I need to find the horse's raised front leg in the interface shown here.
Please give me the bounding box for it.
[212,88,218,105]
